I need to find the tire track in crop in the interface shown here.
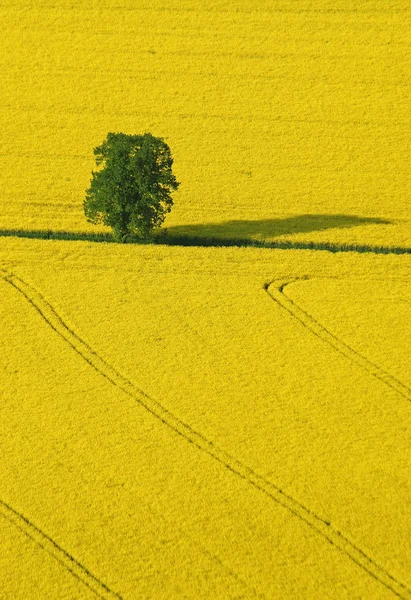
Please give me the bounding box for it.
[0,499,123,600]
[266,278,411,402]
[0,270,264,599]
[1,498,262,600]
[2,270,410,599]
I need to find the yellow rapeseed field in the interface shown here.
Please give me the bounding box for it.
[1,0,410,598]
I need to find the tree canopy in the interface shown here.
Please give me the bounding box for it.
[84,132,180,242]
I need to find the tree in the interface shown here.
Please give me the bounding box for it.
[84,132,180,242]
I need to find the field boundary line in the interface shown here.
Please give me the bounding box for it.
[2,270,410,599]
[266,278,411,402]
[0,499,123,600]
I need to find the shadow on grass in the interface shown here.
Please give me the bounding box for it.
[0,214,409,255]
[166,213,391,240]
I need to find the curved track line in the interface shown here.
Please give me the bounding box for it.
[266,278,411,402]
[0,499,123,600]
[2,270,410,599]
[0,276,263,599]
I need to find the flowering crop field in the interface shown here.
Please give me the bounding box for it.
[1,0,410,599]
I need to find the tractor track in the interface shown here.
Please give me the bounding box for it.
[1,269,410,599]
[0,497,262,600]
[0,499,123,600]
[265,278,411,402]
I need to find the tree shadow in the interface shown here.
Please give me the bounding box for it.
[164,213,391,241]
[0,214,409,255]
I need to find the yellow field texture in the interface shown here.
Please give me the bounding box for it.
[1,239,410,599]
[1,0,411,599]
[0,0,410,247]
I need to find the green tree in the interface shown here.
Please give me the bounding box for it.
[84,132,180,242]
